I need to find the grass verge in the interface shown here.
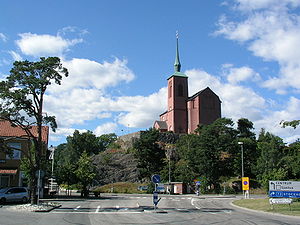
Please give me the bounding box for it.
[233,198,300,216]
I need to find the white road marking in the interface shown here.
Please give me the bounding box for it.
[96,205,101,213]
[74,206,81,211]
[51,211,142,214]
[191,198,201,209]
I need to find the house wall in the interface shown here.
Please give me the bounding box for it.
[0,139,29,187]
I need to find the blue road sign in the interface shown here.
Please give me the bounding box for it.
[153,191,159,205]
[151,174,161,184]
[196,181,201,185]
[269,191,300,198]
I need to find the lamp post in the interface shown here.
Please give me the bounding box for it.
[238,142,244,178]
[48,145,55,192]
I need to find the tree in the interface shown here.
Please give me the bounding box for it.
[133,128,165,180]
[54,130,102,188]
[236,118,258,178]
[0,57,68,204]
[98,133,118,152]
[195,118,237,191]
[255,130,287,189]
[282,140,300,179]
[75,151,96,197]
[281,120,300,129]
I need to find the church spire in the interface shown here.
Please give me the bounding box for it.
[174,31,181,72]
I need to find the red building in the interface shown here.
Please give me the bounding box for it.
[154,37,221,134]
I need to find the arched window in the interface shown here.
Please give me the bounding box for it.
[178,84,183,97]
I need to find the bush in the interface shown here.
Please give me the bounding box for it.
[92,182,148,194]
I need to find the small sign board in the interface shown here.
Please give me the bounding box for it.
[151,174,161,184]
[195,181,201,185]
[156,183,165,192]
[269,198,293,205]
[242,177,249,191]
[269,181,300,198]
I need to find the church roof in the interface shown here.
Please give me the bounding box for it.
[153,120,168,130]
[168,32,188,80]
[188,87,222,102]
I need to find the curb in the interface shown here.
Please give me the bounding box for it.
[34,204,62,213]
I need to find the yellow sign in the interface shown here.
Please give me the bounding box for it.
[242,177,249,191]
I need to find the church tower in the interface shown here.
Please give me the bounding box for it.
[165,34,188,133]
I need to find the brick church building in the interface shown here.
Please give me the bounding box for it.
[154,37,221,134]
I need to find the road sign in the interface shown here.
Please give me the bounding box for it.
[269,198,293,205]
[269,181,300,198]
[156,183,165,192]
[269,191,300,198]
[151,174,161,184]
[242,177,249,191]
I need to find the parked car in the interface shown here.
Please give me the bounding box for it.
[0,187,29,204]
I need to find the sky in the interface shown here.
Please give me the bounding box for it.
[0,0,300,146]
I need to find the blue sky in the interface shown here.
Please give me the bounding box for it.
[1,0,300,146]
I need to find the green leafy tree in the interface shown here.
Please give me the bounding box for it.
[236,118,258,178]
[195,118,237,191]
[54,130,102,187]
[98,133,118,151]
[0,57,68,204]
[283,140,300,179]
[255,129,287,190]
[133,128,165,180]
[75,151,96,197]
[281,120,300,129]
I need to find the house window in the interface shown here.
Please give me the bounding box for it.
[6,143,21,160]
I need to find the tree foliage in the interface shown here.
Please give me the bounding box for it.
[133,128,166,181]
[0,57,68,204]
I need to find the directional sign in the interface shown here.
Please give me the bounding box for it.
[269,181,300,198]
[156,183,165,192]
[242,177,249,191]
[151,174,161,184]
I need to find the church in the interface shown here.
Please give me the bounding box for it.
[154,37,221,134]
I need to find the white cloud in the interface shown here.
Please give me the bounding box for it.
[94,122,118,136]
[186,69,266,122]
[255,96,300,143]
[52,58,135,92]
[216,0,300,93]
[16,33,83,57]
[8,51,22,61]
[115,87,167,128]
[49,127,87,142]
[0,33,7,42]
[223,65,261,84]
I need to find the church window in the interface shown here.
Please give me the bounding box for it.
[178,84,183,97]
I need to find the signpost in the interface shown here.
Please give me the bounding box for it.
[269,181,300,198]
[242,177,250,199]
[151,174,161,210]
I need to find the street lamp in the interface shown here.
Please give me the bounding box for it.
[238,142,244,178]
[48,145,55,192]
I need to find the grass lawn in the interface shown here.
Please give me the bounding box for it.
[233,198,300,216]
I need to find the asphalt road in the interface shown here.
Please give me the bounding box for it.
[0,194,300,225]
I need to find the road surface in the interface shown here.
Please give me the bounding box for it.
[0,194,299,225]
